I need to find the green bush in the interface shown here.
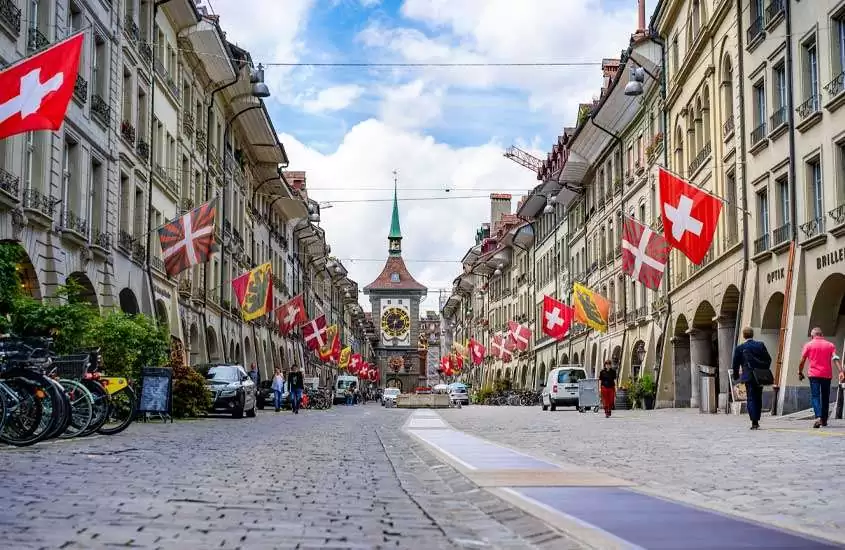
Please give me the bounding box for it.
[172,362,210,418]
[472,386,495,403]
[84,311,169,379]
[10,281,97,353]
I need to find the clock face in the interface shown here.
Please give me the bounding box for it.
[381,307,410,338]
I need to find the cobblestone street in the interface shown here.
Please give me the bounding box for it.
[440,406,845,544]
[0,405,576,550]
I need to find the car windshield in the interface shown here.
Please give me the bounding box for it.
[451,387,467,393]
[558,369,586,383]
[205,366,241,382]
[384,389,400,396]
[337,379,356,389]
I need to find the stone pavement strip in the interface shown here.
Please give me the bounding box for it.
[0,404,585,550]
[439,406,845,545]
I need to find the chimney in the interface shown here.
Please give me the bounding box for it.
[489,193,512,227]
[638,0,646,32]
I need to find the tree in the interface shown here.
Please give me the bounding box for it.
[10,281,97,353]
[0,242,23,315]
[84,311,168,378]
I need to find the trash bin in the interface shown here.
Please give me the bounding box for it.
[699,365,717,414]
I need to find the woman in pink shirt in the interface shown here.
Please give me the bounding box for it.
[798,327,836,428]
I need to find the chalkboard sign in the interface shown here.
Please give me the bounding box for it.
[139,366,173,416]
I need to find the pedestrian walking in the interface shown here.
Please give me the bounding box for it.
[271,367,285,412]
[287,364,304,414]
[599,360,617,418]
[798,327,837,428]
[731,327,772,430]
[248,363,259,385]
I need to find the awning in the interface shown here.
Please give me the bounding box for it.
[178,18,236,84]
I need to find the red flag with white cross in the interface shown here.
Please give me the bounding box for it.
[469,338,485,366]
[276,294,307,335]
[658,167,722,265]
[0,33,85,140]
[491,333,513,363]
[301,314,328,351]
[507,320,531,351]
[621,215,670,290]
[542,295,573,340]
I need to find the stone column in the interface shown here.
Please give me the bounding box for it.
[687,328,713,410]
[671,336,691,407]
[715,315,737,400]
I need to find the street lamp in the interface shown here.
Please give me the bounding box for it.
[624,66,647,96]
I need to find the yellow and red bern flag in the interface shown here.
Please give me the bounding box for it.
[231,262,272,321]
[339,347,351,370]
[318,325,339,362]
[572,282,610,333]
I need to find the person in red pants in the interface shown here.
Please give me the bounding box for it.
[599,360,617,417]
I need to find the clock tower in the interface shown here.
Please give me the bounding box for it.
[363,174,427,391]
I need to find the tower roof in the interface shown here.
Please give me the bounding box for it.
[389,178,401,239]
[363,256,427,292]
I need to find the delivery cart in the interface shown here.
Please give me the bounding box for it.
[577,378,601,413]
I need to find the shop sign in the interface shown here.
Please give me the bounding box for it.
[816,247,845,271]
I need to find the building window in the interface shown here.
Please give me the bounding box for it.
[807,158,823,225]
[777,177,790,226]
[835,14,845,79]
[771,63,787,130]
[800,37,820,115]
[757,189,769,253]
[671,35,679,77]
[90,158,103,237]
[93,34,107,98]
[725,171,738,245]
[751,80,766,144]
[838,142,845,203]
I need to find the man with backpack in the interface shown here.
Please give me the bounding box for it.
[732,327,772,430]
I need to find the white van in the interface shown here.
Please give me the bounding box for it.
[541,366,588,411]
[335,375,359,404]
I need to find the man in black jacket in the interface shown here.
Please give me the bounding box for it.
[287,364,304,414]
[732,327,772,430]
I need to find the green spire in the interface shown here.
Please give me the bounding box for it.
[389,175,402,239]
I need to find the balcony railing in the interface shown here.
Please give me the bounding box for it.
[27,27,49,54]
[132,241,146,263]
[182,113,194,137]
[91,94,111,126]
[747,15,764,44]
[139,42,152,64]
[824,71,845,99]
[124,14,139,42]
[766,0,784,23]
[23,188,55,216]
[690,250,714,273]
[93,231,111,250]
[150,256,166,274]
[62,209,89,237]
[772,222,790,246]
[181,197,195,212]
[635,306,647,320]
[722,115,734,138]
[0,0,22,35]
[196,129,207,154]
[750,121,767,147]
[120,120,136,144]
[769,106,787,131]
[0,167,20,198]
[688,141,712,174]
[136,139,150,160]
[73,75,87,103]
[118,230,134,251]
[830,203,845,226]
[800,216,825,239]
[796,94,820,121]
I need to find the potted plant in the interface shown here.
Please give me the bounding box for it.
[616,377,632,410]
[637,373,657,410]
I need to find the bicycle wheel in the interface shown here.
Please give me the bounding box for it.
[0,371,51,446]
[97,385,136,435]
[58,379,94,439]
[44,378,72,440]
[79,379,109,436]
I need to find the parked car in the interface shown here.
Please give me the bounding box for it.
[381,387,400,406]
[200,364,257,418]
[256,380,288,410]
[541,366,588,411]
[448,383,469,406]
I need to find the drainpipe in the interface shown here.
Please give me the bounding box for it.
[145,0,172,327]
[202,68,242,364]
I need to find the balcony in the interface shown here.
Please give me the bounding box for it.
[830,203,845,228]
[796,94,820,127]
[722,115,734,139]
[0,0,22,36]
[27,27,49,54]
[154,162,166,182]
[23,188,55,217]
[824,71,845,101]
[799,216,825,240]
[772,222,790,247]
[765,0,784,25]
[635,306,647,320]
[92,231,112,251]
[746,15,764,46]
[687,141,712,175]
[61,209,89,239]
[750,121,767,148]
[195,129,207,154]
[769,106,787,133]
[0,167,20,199]
[73,75,87,103]
[124,14,139,43]
[181,197,195,212]
[91,94,111,127]
[132,241,146,264]
[136,139,150,161]
[118,230,134,251]
[120,120,136,145]
[150,256,166,275]
[182,113,194,138]
[139,42,152,64]
[690,250,714,273]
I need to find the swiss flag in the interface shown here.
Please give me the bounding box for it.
[621,216,670,290]
[542,295,573,340]
[349,353,362,374]
[469,338,485,366]
[301,315,327,351]
[491,333,513,363]
[0,33,85,140]
[507,320,531,351]
[276,294,307,335]
[658,167,722,265]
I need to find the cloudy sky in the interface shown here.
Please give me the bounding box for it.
[206,0,655,312]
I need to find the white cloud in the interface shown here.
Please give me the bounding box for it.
[301,85,365,113]
[280,119,535,311]
[378,80,444,129]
